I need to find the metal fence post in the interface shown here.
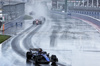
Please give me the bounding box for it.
[65,0,67,12]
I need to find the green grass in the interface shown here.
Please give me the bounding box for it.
[24,15,33,20]
[0,35,11,44]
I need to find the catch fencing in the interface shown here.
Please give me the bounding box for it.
[2,2,25,22]
[0,2,25,30]
[68,6,100,19]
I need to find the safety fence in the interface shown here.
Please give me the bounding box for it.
[2,2,25,22]
[52,10,100,30]
[0,2,25,30]
[68,6,100,19]
[4,15,24,30]
[69,10,100,19]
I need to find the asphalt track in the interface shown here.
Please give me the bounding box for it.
[1,11,100,66]
[23,25,42,50]
[11,22,66,66]
[11,25,35,58]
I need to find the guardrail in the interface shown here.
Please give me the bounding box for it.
[2,2,25,22]
[52,10,100,31]
[0,2,25,30]
[68,6,100,19]
[69,10,100,19]
[4,15,24,30]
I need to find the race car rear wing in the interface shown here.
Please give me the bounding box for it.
[29,48,42,51]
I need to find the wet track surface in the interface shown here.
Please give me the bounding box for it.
[1,13,79,66]
[10,13,69,66]
[11,25,35,57]
[23,25,42,50]
[1,12,100,66]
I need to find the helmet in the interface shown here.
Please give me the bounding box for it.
[39,48,42,52]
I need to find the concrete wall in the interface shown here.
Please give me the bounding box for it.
[69,6,100,12]
[2,3,25,22]
[68,7,100,30]
[0,3,25,30]
[68,6,100,19]
[52,11,100,31]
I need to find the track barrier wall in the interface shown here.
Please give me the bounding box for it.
[0,3,25,30]
[52,10,100,31]
[68,6,100,19]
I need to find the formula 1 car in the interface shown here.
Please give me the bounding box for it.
[33,19,42,25]
[33,17,45,25]
[26,48,58,65]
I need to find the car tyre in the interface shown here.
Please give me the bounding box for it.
[26,52,32,60]
[40,21,42,24]
[33,21,35,24]
[51,55,58,62]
